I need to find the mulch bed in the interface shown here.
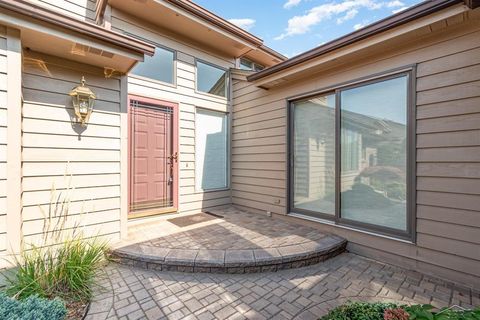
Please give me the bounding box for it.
[65,299,89,320]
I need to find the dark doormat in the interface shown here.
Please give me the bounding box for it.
[167,212,222,227]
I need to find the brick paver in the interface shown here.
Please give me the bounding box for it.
[86,253,478,320]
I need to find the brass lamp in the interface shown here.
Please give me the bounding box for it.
[69,76,96,127]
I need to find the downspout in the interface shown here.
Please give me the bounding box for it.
[228,69,234,207]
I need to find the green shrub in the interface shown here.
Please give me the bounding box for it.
[6,236,108,302]
[404,304,480,320]
[320,302,480,320]
[0,292,66,320]
[320,301,400,320]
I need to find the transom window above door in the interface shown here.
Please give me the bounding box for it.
[131,46,175,84]
[290,71,413,240]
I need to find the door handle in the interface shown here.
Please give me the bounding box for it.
[168,152,178,163]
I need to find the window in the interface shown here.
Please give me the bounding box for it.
[196,61,228,97]
[290,72,412,238]
[195,109,229,190]
[239,58,265,72]
[131,46,175,84]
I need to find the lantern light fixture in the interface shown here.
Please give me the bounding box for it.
[69,76,96,127]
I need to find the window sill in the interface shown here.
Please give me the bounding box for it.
[194,89,228,101]
[194,187,230,194]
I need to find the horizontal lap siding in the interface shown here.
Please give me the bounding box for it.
[0,27,6,253]
[22,51,122,247]
[415,36,480,280]
[231,80,287,214]
[30,0,96,22]
[111,9,232,215]
[232,15,480,288]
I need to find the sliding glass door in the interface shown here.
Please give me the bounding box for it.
[340,76,408,231]
[290,71,412,238]
[291,94,336,218]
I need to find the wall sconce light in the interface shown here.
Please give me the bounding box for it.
[69,76,96,127]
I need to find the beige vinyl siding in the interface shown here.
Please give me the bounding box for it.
[29,0,96,22]
[21,51,122,246]
[111,8,232,215]
[231,14,480,288]
[0,26,7,253]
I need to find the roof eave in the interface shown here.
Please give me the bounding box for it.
[0,0,155,57]
[247,0,466,82]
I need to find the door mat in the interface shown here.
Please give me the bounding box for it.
[167,212,222,228]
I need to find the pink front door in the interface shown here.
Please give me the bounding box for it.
[129,96,178,216]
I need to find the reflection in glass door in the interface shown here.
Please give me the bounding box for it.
[291,94,336,217]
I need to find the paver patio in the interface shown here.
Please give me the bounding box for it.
[86,253,478,320]
[110,207,346,273]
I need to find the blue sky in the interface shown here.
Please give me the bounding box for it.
[195,0,423,58]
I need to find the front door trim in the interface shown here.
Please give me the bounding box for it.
[127,94,179,219]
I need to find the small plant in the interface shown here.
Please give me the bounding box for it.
[320,301,400,320]
[0,292,67,320]
[320,302,480,320]
[6,236,108,302]
[4,172,109,310]
[404,304,480,320]
[384,308,410,320]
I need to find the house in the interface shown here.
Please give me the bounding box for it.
[0,0,478,290]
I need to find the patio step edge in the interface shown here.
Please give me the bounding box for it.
[109,235,347,274]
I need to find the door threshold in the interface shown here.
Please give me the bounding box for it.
[128,207,177,219]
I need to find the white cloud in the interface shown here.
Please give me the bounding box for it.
[275,0,404,40]
[387,0,404,7]
[336,9,358,24]
[353,22,366,30]
[353,18,371,30]
[284,0,302,9]
[392,5,410,13]
[228,18,256,31]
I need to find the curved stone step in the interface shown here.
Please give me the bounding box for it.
[110,235,347,273]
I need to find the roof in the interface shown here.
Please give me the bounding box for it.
[0,0,155,57]
[98,0,286,62]
[248,0,471,82]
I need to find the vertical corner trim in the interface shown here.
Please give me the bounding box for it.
[5,27,22,258]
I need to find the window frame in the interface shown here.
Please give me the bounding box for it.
[194,107,230,192]
[195,59,229,99]
[130,44,177,87]
[288,67,416,241]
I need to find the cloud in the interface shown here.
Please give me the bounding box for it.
[392,5,410,13]
[353,19,371,30]
[336,9,358,24]
[353,22,366,30]
[387,0,404,7]
[284,0,302,9]
[275,0,405,40]
[228,18,256,31]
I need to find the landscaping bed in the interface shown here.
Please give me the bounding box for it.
[2,236,108,320]
[320,301,480,320]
